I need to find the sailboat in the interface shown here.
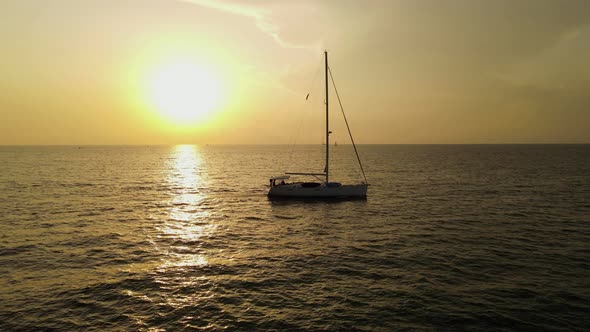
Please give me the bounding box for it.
[267,51,368,199]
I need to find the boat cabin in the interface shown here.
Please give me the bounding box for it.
[269,175,290,187]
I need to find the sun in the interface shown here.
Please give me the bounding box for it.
[148,61,223,124]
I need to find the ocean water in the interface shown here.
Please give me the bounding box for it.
[0,144,589,331]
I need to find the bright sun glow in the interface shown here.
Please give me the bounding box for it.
[148,61,223,124]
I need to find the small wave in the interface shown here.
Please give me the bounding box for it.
[77,211,101,217]
[505,212,528,217]
[0,244,43,256]
[71,182,96,187]
[123,185,154,191]
[244,216,264,221]
[274,215,298,220]
[212,188,238,193]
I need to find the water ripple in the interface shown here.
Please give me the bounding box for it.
[0,145,589,331]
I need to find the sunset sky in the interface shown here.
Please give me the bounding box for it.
[1,0,589,144]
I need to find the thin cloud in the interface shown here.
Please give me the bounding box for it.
[180,0,318,49]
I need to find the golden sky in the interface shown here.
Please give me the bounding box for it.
[1,0,589,144]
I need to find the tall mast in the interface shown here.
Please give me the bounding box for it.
[324,50,329,183]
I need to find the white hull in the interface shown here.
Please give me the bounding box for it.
[268,183,368,198]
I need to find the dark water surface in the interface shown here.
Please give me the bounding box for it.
[1,145,589,331]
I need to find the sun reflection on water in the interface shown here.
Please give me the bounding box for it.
[167,144,207,221]
[158,145,213,269]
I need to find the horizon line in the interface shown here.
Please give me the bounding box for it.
[1,143,589,147]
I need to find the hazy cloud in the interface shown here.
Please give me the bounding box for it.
[181,0,322,49]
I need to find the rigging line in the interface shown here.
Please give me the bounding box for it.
[328,66,368,184]
[285,114,302,172]
[306,56,324,100]
[285,100,310,172]
[285,55,325,172]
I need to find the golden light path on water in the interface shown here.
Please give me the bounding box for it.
[153,145,219,312]
[163,145,211,266]
[114,144,220,326]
